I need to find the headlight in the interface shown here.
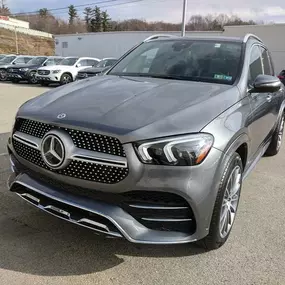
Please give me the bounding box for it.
[20,68,29,72]
[135,134,214,166]
[52,70,61,74]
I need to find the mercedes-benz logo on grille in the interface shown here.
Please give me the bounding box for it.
[57,113,66,119]
[41,134,66,169]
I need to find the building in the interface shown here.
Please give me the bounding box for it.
[55,24,285,73]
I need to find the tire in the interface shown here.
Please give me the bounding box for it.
[199,152,243,250]
[265,112,285,156]
[0,69,8,81]
[28,71,38,84]
[40,82,49,87]
[60,73,72,85]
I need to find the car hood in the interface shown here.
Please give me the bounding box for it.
[17,75,240,143]
[79,67,105,74]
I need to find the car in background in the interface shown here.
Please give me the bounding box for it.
[278,70,285,85]
[36,57,100,86]
[0,55,34,81]
[7,56,48,84]
[7,56,65,84]
[0,54,7,61]
[76,58,118,80]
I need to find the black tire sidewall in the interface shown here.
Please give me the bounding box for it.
[0,69,7,81]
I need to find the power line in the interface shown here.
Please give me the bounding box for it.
[11,0,141,16]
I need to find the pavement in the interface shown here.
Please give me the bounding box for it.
[0,82,285,285]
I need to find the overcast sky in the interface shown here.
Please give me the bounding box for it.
[6,0,285,23]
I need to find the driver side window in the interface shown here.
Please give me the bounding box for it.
[248,45,263,86]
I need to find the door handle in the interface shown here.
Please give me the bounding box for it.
[266,95,272,102]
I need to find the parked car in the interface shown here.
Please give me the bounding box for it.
[7,56,48,84]
[0,55,34,81]
[36,57,100,86]
[7,56,65,84]
[7,34,285,250]
[0,54,7,60]
[278,70,285,85]
[76,58,118,80]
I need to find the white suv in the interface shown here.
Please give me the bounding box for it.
[36,57,100,86]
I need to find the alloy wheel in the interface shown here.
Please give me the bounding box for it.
[0,70,7,81]
[219,165,242,239]
[30,72,37,84]
[62,75,71,84]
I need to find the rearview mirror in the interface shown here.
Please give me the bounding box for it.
[249,74,281,93]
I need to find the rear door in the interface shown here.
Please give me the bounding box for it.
[247,45,275,155]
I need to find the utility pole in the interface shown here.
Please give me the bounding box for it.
[181,0,187,37]
[14,27,19,54]
[1,0,5,9]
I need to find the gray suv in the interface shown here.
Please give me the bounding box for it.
[7,34,285,250]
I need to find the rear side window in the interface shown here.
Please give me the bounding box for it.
[260,47,273,76]
[248,46,263,86]
[87,59,99,66]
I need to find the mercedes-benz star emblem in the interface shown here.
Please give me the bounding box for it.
[57,113,66,119]
[41,134,65,169]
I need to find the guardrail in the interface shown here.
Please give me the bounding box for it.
[0,22,53,39]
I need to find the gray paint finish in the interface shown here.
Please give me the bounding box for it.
[8,35,285,245]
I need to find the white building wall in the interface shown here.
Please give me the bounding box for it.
[55,31,222,59]
[224,24,285,73]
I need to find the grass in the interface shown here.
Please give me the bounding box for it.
[0,28,54,55]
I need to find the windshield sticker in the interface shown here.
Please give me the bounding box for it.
[215,43,221,48]
[214,74,233,81]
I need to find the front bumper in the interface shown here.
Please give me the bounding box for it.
[8,72,28,80]
[7,136,224,244]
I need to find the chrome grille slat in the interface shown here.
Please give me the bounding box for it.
[128,204,189,210]
[141,218,192,222]
[12,139,129,184]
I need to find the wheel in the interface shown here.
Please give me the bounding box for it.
[265,113,285,156]
[0,69,8,81]
[40,82,49,87]
[199,152,243,250]
[60,73,72,85]
[28,71,38,84]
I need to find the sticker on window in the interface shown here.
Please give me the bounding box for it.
[214,74,233,81]
[215,43,221,48]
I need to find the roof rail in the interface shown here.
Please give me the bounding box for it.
[143,34,178,42]
[243,33,263,43]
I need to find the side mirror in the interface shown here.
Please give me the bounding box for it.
[12,62,16,65]
[249,74,281,93]
[76,63,81,68]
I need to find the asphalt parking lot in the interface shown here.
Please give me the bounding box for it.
[0,82,285,285]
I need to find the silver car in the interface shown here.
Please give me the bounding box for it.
[7,34,285,250]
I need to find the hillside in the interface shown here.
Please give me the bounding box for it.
[0,28,54,55]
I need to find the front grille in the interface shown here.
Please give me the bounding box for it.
[12,139,128,184]
[38,70,50,75]
[14,118,126,157]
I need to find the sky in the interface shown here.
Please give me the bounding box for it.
[5,0,285,23]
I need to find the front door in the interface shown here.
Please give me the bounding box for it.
[247,45,276,161]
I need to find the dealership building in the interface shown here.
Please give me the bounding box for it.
[55,23,285,73]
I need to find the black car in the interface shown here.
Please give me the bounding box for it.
[7,56,49,84]
[76,58,117,80]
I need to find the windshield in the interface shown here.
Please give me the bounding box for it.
[0,56,16,64]
[60,57,78,66]
[0,55,6,60]
[27,57,47,65]
[96,59,117,68]
[44,58,64,66]
[109,40,243,85]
